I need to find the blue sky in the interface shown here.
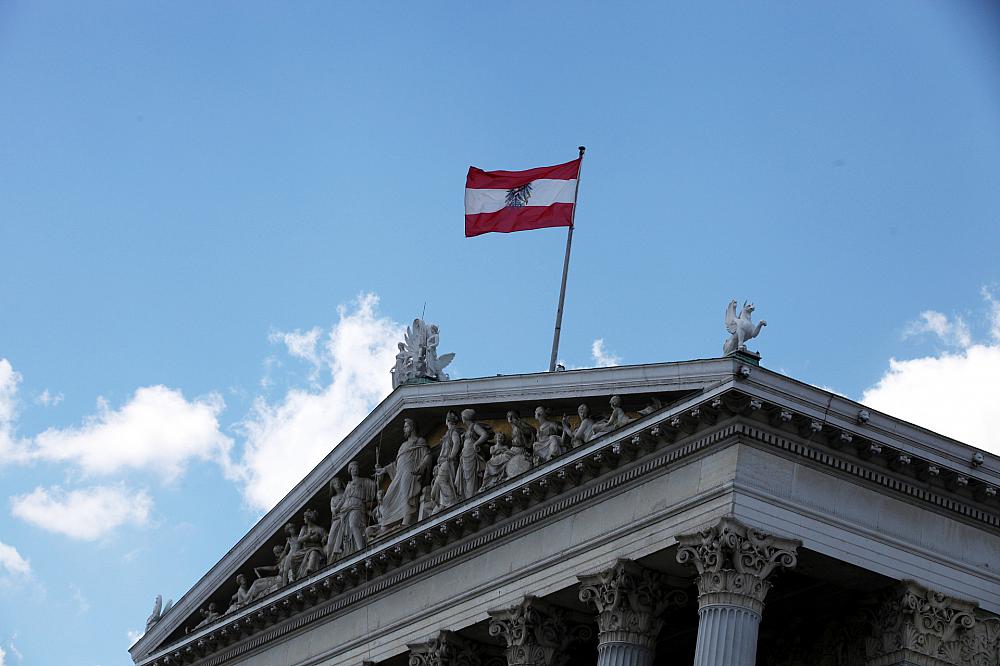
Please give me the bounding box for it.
[1,2,999,664]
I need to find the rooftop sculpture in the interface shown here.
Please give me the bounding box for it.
[391,318,455,388]
[723,299,767,355]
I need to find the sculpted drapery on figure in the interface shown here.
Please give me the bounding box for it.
[533,407,565,463]
[562,404,596,449]
[225,574,251,614]
[376,418,433,531]
[430,411,462,514]
[391,318,455,388]
[592,395,631,437]
[296,509,328,579]
[455,409,488,499]
[340,460,378,555]
[278,523,303,585]
[325,478,346,561]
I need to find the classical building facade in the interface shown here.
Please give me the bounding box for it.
[130,352,1000,666]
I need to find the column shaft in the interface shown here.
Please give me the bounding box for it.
[691,604,760,666]
[595,642,654,666]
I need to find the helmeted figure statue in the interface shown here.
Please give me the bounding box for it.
[723,299,767,354]
[391,318,455,388]
[375,418,432,531]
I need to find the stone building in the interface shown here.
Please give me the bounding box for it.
[130,352,1000,666]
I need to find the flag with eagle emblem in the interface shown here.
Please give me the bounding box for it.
[464,157,581,237]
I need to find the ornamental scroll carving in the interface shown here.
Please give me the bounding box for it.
[488,597,591,666]
[408,630,483,666]
[961,612,1000,666]
[864,581,977,666]
[577,559,687,650]
[675,517,799,614]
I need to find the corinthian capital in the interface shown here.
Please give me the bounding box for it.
[487,597,589,666]
[675,517,799,614]
[865,581,977,666]
[408,631,482,666]
[577,559,687,650]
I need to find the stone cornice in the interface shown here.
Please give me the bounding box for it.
[135,363,1000,663]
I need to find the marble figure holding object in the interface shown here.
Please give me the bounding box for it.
[454,408,488,499]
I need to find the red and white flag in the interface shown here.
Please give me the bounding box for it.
[464,158,581,237]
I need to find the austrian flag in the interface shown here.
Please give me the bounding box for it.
[464,158,581,237]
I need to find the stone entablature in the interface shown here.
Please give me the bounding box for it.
[132,362,1000,665]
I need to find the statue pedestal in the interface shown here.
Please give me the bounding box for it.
[727,349,761,366]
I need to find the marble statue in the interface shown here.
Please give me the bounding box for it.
[278,523,303,585]
[247,545,286,602]
[592,395,632,437]
[480,431,530,491]
[533,406,566,463]
[339,460,377,554]
[724,299,767,354]
[562,403,596,449]
[506,410,536,453]
[191,603,220,632]
[325,478,346,562]
[391,319,455,388]
[295,509,328,579]
[375,418,432,531]
[145,594,173,632]
[637,397,662,416]
[454,409,489,499]
[225,574,251,614]
[430,412,461,514]
[418,486,435,521]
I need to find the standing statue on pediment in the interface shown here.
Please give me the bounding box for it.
[295,509,328,579]
[563,403,597,449]
[225,574,251,614]
[430,411,461,514]
[533,406,566,463]
[455,409,489,499]
[278,522,303,585]
[723,299,766,354]
[375,418,432,531]
[592,395,632,437]
[391,319,455,388]
[325,478,346,562]
[339,460,378,555]
[507,410,536,453]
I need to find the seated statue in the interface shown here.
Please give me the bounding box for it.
[481,432,512,491]
[592,395,632,437]
[295,509,328,579]
[533,406,565,463]
[247,545,288,602]
[225,574,251,614]
[562,403,596,449]
[278,523,303,585]
[190,603,220,632]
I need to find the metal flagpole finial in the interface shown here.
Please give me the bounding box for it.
[578,146,586,156]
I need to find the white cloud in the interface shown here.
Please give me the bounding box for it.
[0,359,29,464]
[231,293,403,511]
[983,287,1000,342]
[591,339,621,368]
[0,540,31,579]
[31,386,232,482]
[10,485,152,541]
[0,644,6,666]
[863,298,1000,455]
[70,584,90,613]
[35,389,64,407]
[127,629,143,647]
[903,310,972,348]
[270,327,323,378]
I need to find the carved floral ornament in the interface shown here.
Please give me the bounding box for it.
[487,597,591,666]
[675,517,799,612]
[139,384,999,664]
[408,630,483,666]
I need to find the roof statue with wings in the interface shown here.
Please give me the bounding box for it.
[391,318,455,388]
[723,299,767,355]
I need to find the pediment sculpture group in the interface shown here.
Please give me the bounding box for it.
[185,394,657,632]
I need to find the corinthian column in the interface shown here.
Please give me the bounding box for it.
[488,596,588,666]
[864,581,976,666]
[676,517,799,666]
[408,631,482,666]
[578,560,687,666]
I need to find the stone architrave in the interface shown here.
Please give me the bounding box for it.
[676,517,799,666]
[488,596,587,666]
[408,630,482,666]
[864,580,977,666]
[577,559,687,666]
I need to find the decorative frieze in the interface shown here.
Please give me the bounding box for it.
[864,581,977,666]
[577,559,687,651]
[675,516,799,615]
[488,596,589,666]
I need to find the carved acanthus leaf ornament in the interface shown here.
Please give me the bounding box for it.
[487,597,590,666]
[408,631,482,666]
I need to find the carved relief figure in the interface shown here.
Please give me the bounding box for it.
[325,478,346,562]
[391,343,411,389]
[340,460,377,555]
[375,418,432,531]
[592,395,631,437]
[190,603,220,632]
[393,319,455,387]
[455,409,488,499]
[430,411,461,514]
[225,574,251,614]
[481,431,512,491]
[562,403,596,449]
[247,545,286,601]
[278,523,303,585]
[533,406,565,463]
[295,509,328,579]
[418,486,435,521]
[723,299,766,354]
[506,410,536,453]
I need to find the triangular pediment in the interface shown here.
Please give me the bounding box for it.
[130,356,1000,664]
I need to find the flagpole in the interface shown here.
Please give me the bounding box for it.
[548,146,585,372]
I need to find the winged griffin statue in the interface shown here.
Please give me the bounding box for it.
[723,299,767,354]
[145,594,173,632]
[391,318,455,388]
